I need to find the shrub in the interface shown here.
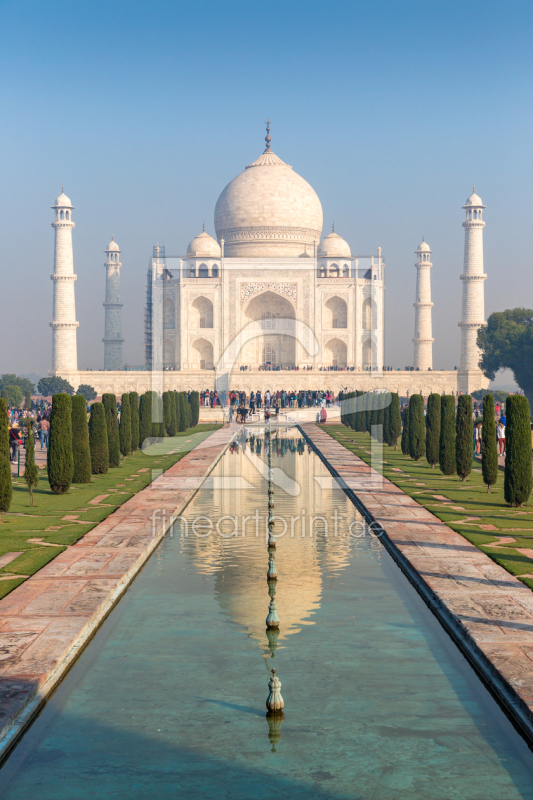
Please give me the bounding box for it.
[389,393,401,450]
[401,404,410,455]
[456,394,473,481]
[76,384,97,402]
[119,394,132,456]
[89,402,109,474]
[48,393,74,494]
[504,395,532,506]
[129,392,139,452]
[481,394,498,493]
[71,394,91,483]
[426,393,441,468]
[408,395,425,461]
[439,396,456,475]
[102,394,120,467]
[23,420,39,505]
[139,391,153,448]
[0,399,12,517]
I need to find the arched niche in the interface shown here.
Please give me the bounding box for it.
[163,338,174,367]
[362,297,378,330]
[324,296,347,329]
[362,338,377,369]
[191,296,213,328]
[163,297,175,329]
[244,290,296,368]
[324,338,347,368]
[193,338,214,370]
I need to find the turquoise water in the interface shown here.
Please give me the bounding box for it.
[1,428,533,799]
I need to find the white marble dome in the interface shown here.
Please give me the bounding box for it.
[318,229,351,258]
[464,187,484,207]
[214,148,323,257]
[416,239,431,252]
[53,188,73,208]
[187,229,221,258]
[106,237,120,252]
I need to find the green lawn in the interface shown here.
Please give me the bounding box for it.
[0,425,218,600]
[325,425,533,591]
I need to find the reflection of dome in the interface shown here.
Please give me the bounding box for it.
[214,137,323,257]
[187,229,221,258]
[464,187,485,207]
[52,187,73,208]
[106,236,120,251]
[318,229,351,258]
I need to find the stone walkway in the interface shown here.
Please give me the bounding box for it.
[300,423,533,742]
[0,425,234,758]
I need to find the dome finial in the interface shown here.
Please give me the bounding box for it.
[202,221,205,232]
[265,118,271,151]
[473,185,476,194]
[332,221,335,233]
[423,235,425,242]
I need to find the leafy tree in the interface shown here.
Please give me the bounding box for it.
[456,394,473,482]
[71,395,91,483]
[389,393,401,450]
[408,395,425,461]
[472,388,509,405]
[38,376,74,396]
[0,399,12,518]
[426,393,441,468]
[102,394,120,467]
[478,308,533,409]
[178,392,188,432]
[139,391,154,448]
[25,390,32,410]
[439,396,456,475]
[189,391,200,428]
[119,394,132,456]
[481,394,498,493]
[23,420,39,505]
[1,385,23,406]
[504,395,532,507]
[0,374,34,394]
[129,392,139,452]
[48,394,74,494]
[76,384,97,402]
[401,404,410,455]
[89,402,109,474]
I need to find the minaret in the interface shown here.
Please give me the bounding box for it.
[103,237,124,369]
[50,188,78,373]
[413,238,434,370]
[459,187,486,375]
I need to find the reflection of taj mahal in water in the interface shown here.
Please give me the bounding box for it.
[51,124,489,396]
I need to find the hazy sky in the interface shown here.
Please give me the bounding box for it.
[1,0,531,384]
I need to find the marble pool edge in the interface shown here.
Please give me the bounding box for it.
[299,423,533,746]
[0,426,236,764]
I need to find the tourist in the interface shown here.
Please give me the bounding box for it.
[497,420,506,456]
[38,416,50,450]
[9,423,21,463]
[474,421,482,454]
[265,390,271,408]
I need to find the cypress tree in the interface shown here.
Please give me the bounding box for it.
[139,391,153,448]
[129,392,139,452]
[389,393,402,451]
[370,393,380,438]
[178,392,188,432]
[439,396,456,475]
[456,394,473,481]
[167,391,178,437]
[401,403,410,455]
[504,395,532,507]
[358,391,367,433]
[25,390,32,411]
[23,420,39,505]
[119,394,132,456]
[340,391,346,426]
[89,402,109,474]
[163,391,173,436]
[103,393,120,467]
[481,393,498,493]
[71,394,91,483]
[0,399,12,520]
[426,393,441,468]
[152,394,165,438]
[351,392,358,431]
[187,395,192,428]
[48,393,74,494]
[382,396,391,445]
[408,394,425,461]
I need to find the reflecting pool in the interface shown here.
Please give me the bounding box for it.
[1,428,533,799]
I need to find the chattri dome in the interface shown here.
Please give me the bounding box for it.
[187,228,221,258]
[214,126,323,257]
[416,239,431,252]
[318,227,351,258]
[464,186,485,208]
[106,236,120,252]
[52,187,74,208]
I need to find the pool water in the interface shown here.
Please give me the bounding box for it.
[1,428,533,799]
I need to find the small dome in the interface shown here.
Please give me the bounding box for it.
[187,229,221,258]
[416,239,431,252]
[464,186,485,207]
[53,187,73,208]
[106,237,120,252]
[317,230,351,258]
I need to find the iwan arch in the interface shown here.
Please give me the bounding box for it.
[51,125,488,397]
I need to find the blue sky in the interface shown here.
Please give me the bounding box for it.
[1,0,531,381]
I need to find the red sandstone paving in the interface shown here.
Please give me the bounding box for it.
[302,423,533,728]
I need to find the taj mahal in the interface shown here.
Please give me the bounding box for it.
[50,124,489,397]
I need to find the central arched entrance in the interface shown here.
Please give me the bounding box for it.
[243,291,296,368]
